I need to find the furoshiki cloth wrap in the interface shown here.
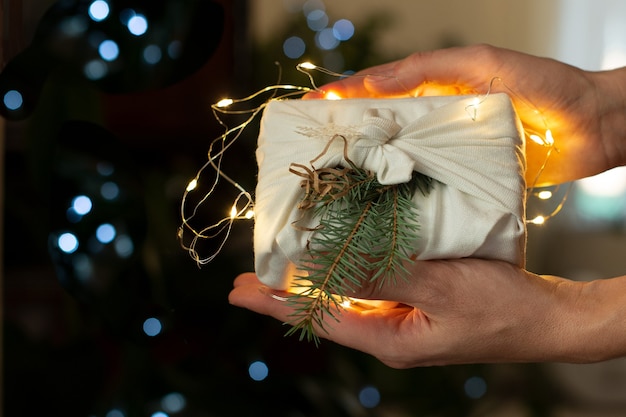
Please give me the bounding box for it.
[254,93,526,290]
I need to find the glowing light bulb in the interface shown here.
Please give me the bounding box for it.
[245,210,255,219]
[529,215,545,225]
[529,134,545,145]
[230,206,238,219]
[186,179,197,192]
[545,129,554,146]
[537,190,553,200]
[341,299,352,308]
[325,91,341,100]
[298,62,316,70]
[216,98,233,108]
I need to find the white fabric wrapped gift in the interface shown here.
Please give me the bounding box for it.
[254,93,526,290]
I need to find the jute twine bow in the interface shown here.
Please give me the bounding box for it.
[289,134,384,231]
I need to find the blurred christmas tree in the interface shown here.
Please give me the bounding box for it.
[2,1,561,416]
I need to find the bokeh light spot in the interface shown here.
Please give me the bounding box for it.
[101,181,119,200]
[283,36,306,59]
[306,9,328,31]
[315,28,339,50]
[84,59,108,80]
[58,233,79,254]
[88,0,110,22]
[161,392,186,413]
[143,45,162,64]
[358,385,381,408]
[105,409,124,417]
[464,376,487,399]
[333,19,354,41]
[248,361,269,381]
[114,235,134,258]
[143,317,162,337]
[151,413,168,417]
[96,223,116,244]
[3,90,23,111]
[72,195,93,215]
[127,14,148,36]
[98,39,119,61]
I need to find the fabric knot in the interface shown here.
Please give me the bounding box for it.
[355,108,402,146]
[344,107,414,185]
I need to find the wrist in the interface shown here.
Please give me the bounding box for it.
[559,276,626,363]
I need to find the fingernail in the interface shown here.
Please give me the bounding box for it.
[258,285,289,302]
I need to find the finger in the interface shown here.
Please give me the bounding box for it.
[341,259,447,306]
[228,276,432,367]
[363,45,507,96]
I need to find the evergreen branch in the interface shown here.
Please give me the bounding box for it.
[287,159,434,345]
[286,200,374,346]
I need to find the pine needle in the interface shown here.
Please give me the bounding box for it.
[287,160,433,345]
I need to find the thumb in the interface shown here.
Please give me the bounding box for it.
[364,46,493,96]
[345,260,444,306]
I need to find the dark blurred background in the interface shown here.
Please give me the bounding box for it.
[3,1,626,416]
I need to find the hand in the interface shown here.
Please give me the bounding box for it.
[229,259,619,367]
[308,44,626,186]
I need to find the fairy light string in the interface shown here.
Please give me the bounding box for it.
[178,62,566,268]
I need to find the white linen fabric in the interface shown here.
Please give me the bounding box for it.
[254,94,527,290]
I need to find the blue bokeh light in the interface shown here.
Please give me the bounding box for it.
[248,361,269,381]
[464,376,487,399]
[306,9,328,31]
[143,45,162,64]
[88,0,110,22]
[161,392,186,413]
[72,195,93,216]
[101,181,119,200]
[333,19,354,41]
[84,59,108,80]
[283,36,306,59]
[127,14,148,36]
[358,386,381,408]
[315,28,339,50]
[143,317,162,337]
[105,408,124,417]
[98,39,119,61]
[58,232,79,254]
[3,90,23,111]
[96,223,116,244]
[114,235,134,258]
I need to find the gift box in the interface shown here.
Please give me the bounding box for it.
[254,93,526,291]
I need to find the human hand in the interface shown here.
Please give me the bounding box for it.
[229,259,617,367]
[307,44,626,186]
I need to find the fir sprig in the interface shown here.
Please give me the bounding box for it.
[286,160,433,345]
